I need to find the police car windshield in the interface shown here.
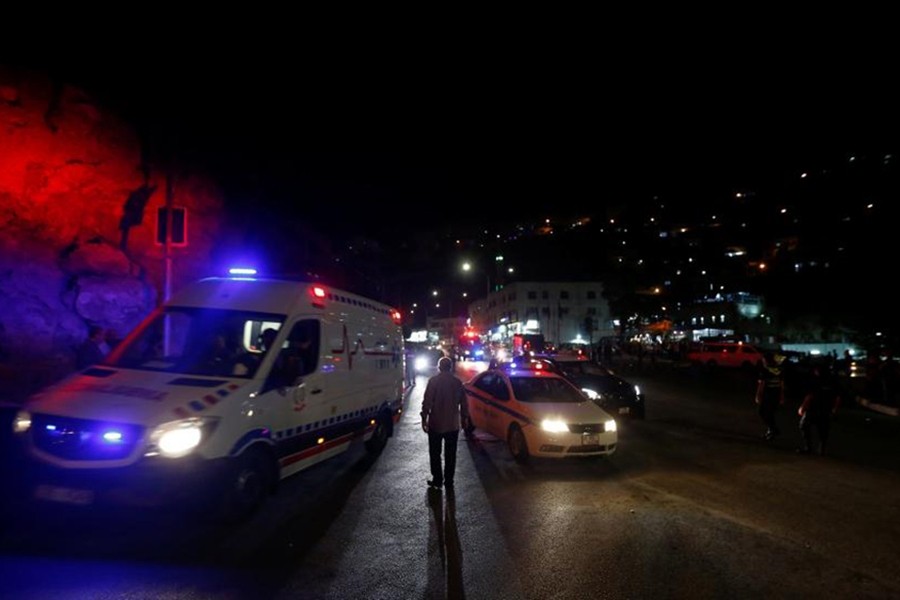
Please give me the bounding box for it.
[509,376,586,403]
[108,307,286,378]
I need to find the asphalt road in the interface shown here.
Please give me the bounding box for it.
[1,361,899,599]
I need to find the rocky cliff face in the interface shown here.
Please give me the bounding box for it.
[0,66,224,399]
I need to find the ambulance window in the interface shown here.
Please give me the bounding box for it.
[286,319,320,376]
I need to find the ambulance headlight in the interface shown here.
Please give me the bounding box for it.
[13,410,32,433]
[147,417,219,458]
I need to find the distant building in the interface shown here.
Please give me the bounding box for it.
[425,315,468,348]
[466,281,613,347]
[676,291,765,342]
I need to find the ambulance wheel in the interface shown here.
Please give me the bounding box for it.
[508,424,530,464]
[220,447,272,522]
[365,413,389,455]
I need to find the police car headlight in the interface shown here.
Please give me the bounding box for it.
[581,388,600,400]
[147,417,219,458]
[541,418,569,433]
[604,419,617,433]
[12,410,31,433]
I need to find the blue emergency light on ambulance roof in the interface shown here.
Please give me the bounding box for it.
[228,267,258,276]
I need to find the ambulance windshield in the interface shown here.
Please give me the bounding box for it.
[107,307,286,378]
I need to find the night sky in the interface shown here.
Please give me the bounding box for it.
[13,43,897,245]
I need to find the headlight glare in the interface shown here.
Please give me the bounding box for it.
[541,418,569,433]
[581,388,600,400]
[13,410,32,433]
[148,417,218,458]
[604,419,617,433]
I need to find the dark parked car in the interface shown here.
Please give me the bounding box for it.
[542,355,645,419]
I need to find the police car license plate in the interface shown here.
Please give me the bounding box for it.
[583,434,599,445]
[618,407,630,415]
[34,484,94,506]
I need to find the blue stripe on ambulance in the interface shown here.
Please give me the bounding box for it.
[465,388,533,426]
[269,404,386,467]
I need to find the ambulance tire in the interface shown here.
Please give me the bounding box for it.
[508,424,530,464]
[219,447,273,522]
[365,412,390,455]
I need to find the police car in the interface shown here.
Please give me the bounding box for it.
[464,358,617,463]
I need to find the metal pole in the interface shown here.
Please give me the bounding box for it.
[163,171,174,356]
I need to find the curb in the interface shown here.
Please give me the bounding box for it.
[855,396,900,417]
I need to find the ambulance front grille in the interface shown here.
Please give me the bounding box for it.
[31,414,144,461]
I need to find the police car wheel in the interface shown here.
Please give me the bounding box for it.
[221,448,270,521]
[508,425,529,464]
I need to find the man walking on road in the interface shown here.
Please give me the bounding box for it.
[797,364,842,455]
[421,356,470,490]
[756,352,786,440]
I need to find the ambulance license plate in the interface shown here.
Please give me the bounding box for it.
[583,434,599,445]
[34,484,94,506]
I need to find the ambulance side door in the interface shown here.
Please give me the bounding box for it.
[267,318,326,429]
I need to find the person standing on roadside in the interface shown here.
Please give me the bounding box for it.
[797,364,842,455]
[76,325,108,369]
[755,352,786,440]
[421,356,470,490]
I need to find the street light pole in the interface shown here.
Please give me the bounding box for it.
[462,260,491,300]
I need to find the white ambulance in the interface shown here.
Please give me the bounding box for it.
[12,273,405,520]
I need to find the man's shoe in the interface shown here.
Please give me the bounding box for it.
[427,479,442,489]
